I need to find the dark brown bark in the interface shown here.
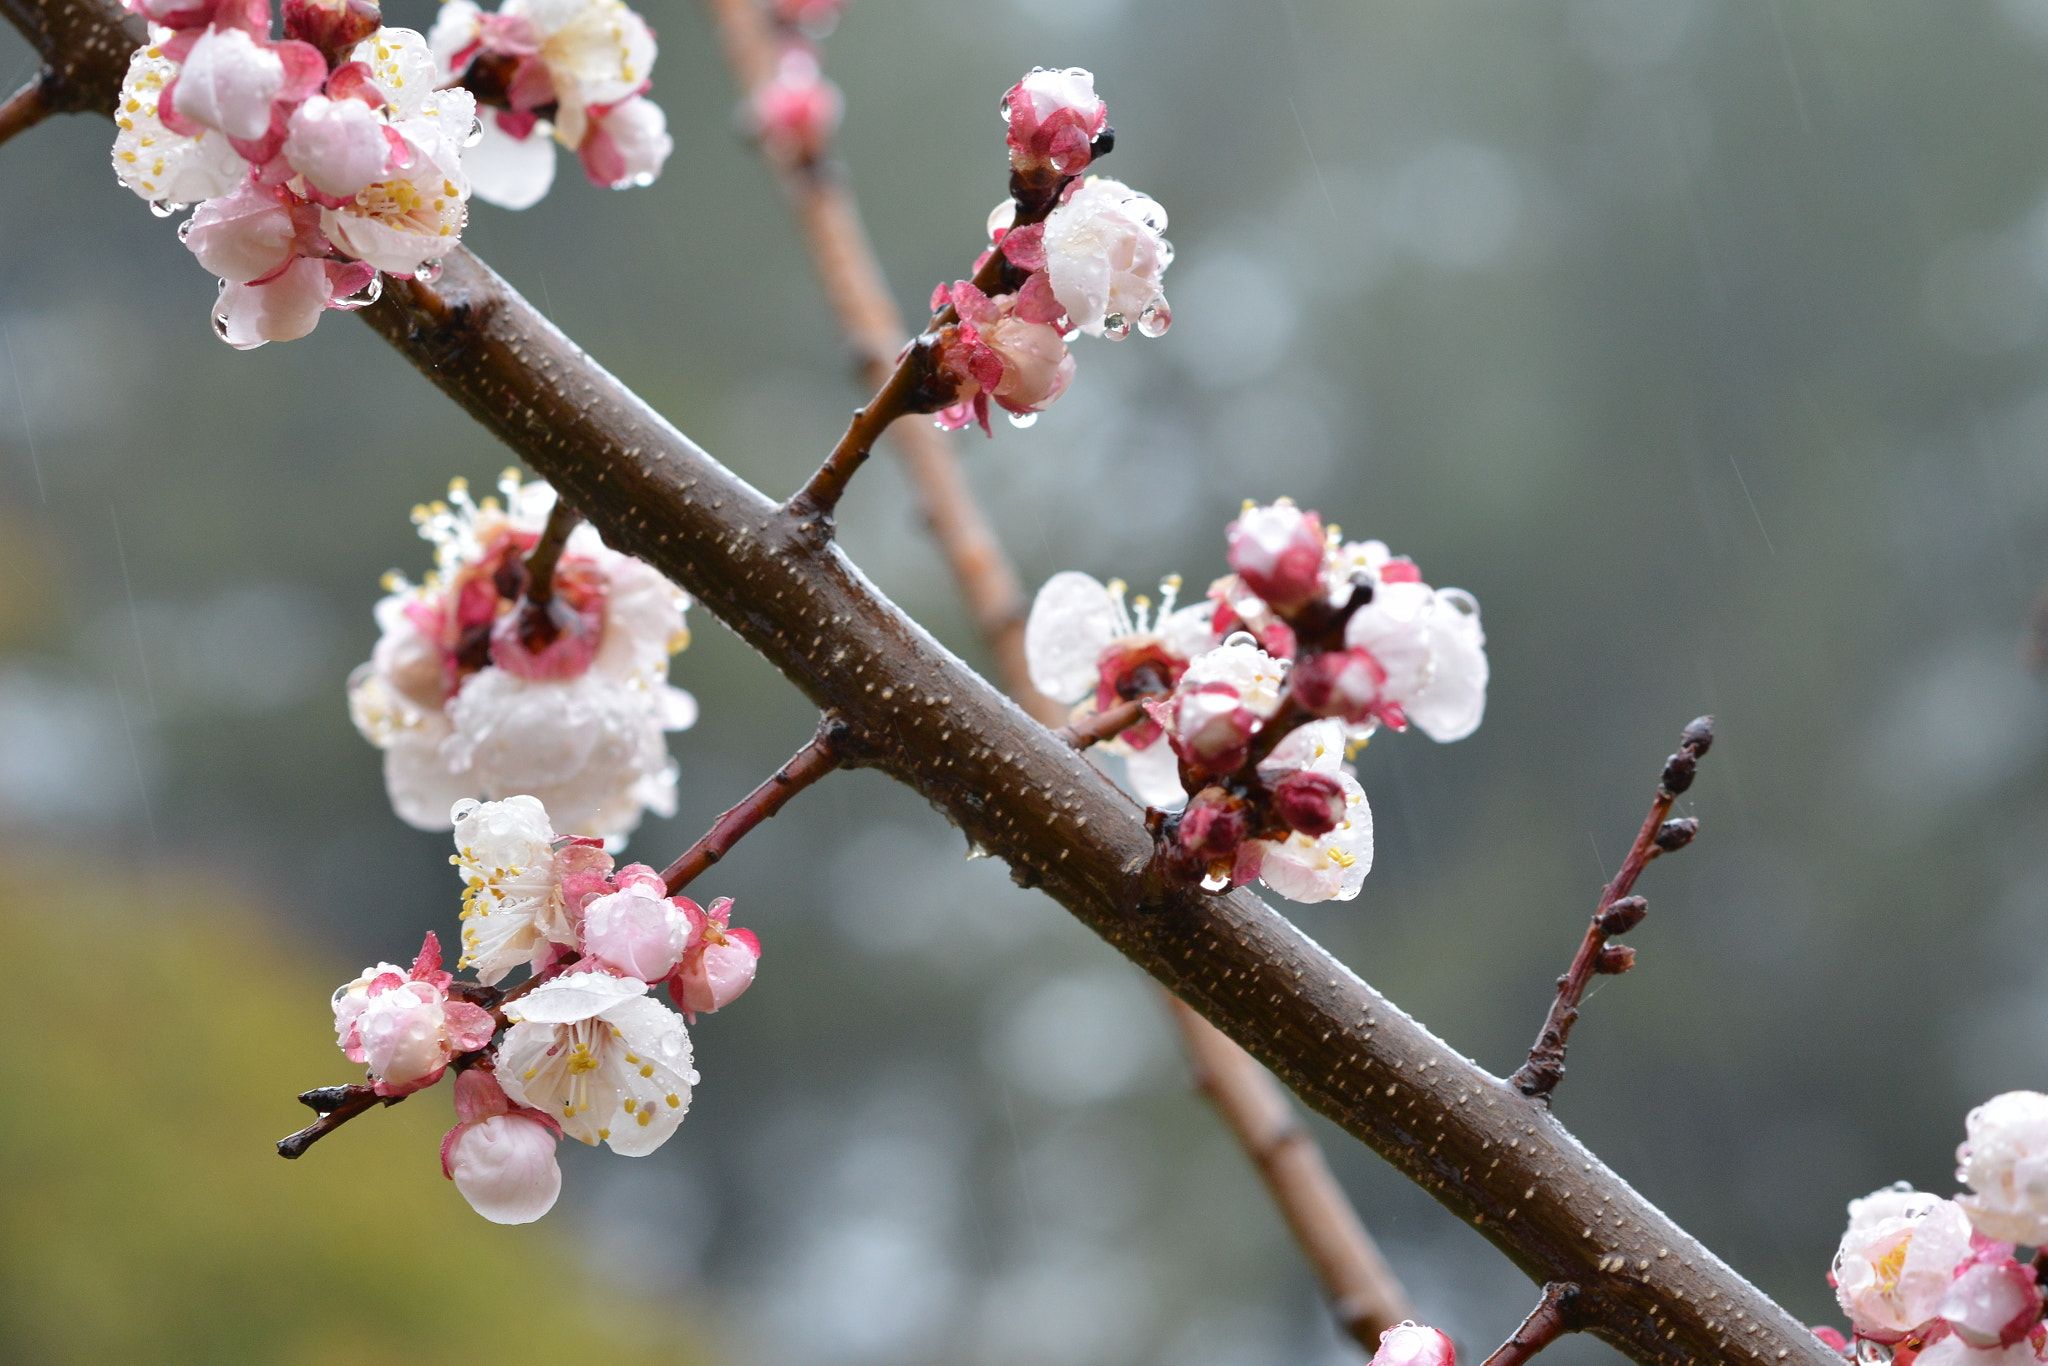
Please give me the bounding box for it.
[8,2,1836,1360]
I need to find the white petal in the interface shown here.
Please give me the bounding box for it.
[1406,589,1488,743]
[505,969,647,1024]
[595,994,696,1156]
[1024,571,1119,702]
[465,115,558,211]
[1123,739,1187,809]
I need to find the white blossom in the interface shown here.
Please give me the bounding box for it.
[497,972,698,1155]
[112,34,249,206]
[1250,719,1373,903]
[452,795,578,985]
[1042,175,1173,339]
[1832,1183,1976,1338]
[1959,1091,2048,1247]
[1340,546,1487,743]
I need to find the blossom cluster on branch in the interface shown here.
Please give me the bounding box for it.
[110,0,668,344]
[328,793,761,1223]
[347,471,696,841]
[1817,1092,2048,1365]
[1027,497,1487,903]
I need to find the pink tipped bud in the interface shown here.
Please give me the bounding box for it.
[174,25,287,141]
[580,886,695,982]
[444,1112,562,1224]
[669,901,761,1017]
[1271,769,1347,837]
[1290,648,1386,725]
[1371,1322,1457,1366]
[986,314,1075,416]
[1003,67,1107,177]
[1938,1259,2044,1348]
[1178,785,1250,863]
[580,95,672,190]
[753,45,843,165]
[1226,502,1326,614]
[1173,689,1257,776]
[183,179,297,284]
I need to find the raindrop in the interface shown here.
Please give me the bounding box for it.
[414,259,443,285]
[626,170,657,188]
[1136,298,1171,338]
[329,274,384,311]
[997,91,1014,124]
[964,840,991,860]
[1200,869,1230,891]
[148,199,186,219]
[1222,630,1259,650]
[176,215,196,243]
[212,311,229,340]
[1006,410,1040,429]
[1102,311,1131,340]
[464,116,484,148]
[986,198,1018,239]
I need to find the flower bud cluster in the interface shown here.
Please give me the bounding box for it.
[114,0,478,346]
[428,0,671,207]
[1370,1322,1457,1366]
[749,42,842,167]
[1027,497,1488,905]
[347,471,697,841]
[331,793,763,1224]
[922,69,1171,435]
[1815,1094,2048,1363]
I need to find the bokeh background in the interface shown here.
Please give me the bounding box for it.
[6,0,2048,1360]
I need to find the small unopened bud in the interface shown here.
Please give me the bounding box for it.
[1681,714,1715,756]
[1226,501,1326,615]
[1370,1322,1457,1366]
[1660,750,1696,795]
[1179,785,1251,863]
[1271,769,1347,838]
[1654,817,1698,852]
[1594,944,1636,974]
[1597,895,1648,935]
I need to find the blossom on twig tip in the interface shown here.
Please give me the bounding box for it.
[497,971,699,1155]
[440,1068,563,1224]
[332,931,496,1095]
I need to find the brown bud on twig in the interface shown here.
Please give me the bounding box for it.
[1659,716,1716,795]
[1597,896,1649,935]
[1594,944,1636,974]
[1654,817,1699,852]
[297,1084,366,1113]
[1681,715,1715,756]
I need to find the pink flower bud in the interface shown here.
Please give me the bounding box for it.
[986,315,1075,416]
[1173,688,1258,775]
[579,95,672,190]
[1938,1259,2043,1349]
[127,0,220,31]
[1003,67,1107,177]
[753,45,843,165]
[668,897,761,1019]
[1226,501,1325,613]
[772,0,843,34]
[1289,648,1386,726]
[1371,1323,1456,1366]
[444,1112,562,1224]
[581,886,694,982]
[283,93,389,198]
[175,26,286,140]
[1178,785,1249,864]
[1272,769,1347,837]
[184,179,296,283]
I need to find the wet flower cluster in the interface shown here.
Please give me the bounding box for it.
[114,0,478,345]
[1026,497,1488,904]
[348,471,696,841]
[1816,1092,2048,1365]
[333,793,762,1223]
[923,68,1174,434]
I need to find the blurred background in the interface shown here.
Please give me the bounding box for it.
[5,0,2048,1360]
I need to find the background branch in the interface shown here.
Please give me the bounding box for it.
[8,1,1837,1359]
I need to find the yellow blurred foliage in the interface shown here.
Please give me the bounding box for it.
[0,857,708,1365]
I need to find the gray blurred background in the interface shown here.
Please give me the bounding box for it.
[7,0,2048,1361]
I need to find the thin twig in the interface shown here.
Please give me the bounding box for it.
[1511,717,1713,1101]
[1482,1283,1581,1366]
[662,712,846,895]
[785,346,934,525]
[1055,697,1146,749]
[522,496,582,606]
[0,77,50,147]
[277,1085,401,1158]
[1168,997,1413,1348]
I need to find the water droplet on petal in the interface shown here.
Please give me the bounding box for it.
[1137,298,1171,338]
[1006,409,1040,429]
[1102,312,1131,340]
[998,92,1013,124]
[414,259,443,285]
[986,198,1018,240]
[149,199,184,219]
[627,170,656,188]
[329,273,384,311]
[176,215,196,243]
[1200,869,1230,892]
[212,311,230,339]
[465,116,484,147]
[1222,630,1259,650]
[965,840,991,860]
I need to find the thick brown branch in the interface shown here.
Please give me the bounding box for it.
[1511,717,1712,1101]
[662,713,845,895]
[11,0,1838,1354]
[1055,697,1145,749]
[0,0,137,118]
[1169,997,1413,1348]
[0,78,51,146]
[1483,1283,1582,1366]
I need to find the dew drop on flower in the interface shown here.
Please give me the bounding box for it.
[465,116,484,148]
[1102,311,1132,340]
[1221,630,1259,650]
[1137,299,1172,338]
[149,199,185,219]
[626,171,657,188]
[176,216,196,243]
[415,259,444,285]
[1200,869,1230,892]
[997,91,1013,124]
[964,840,991,860]
[1006,410,1040,429]
[330,273,385,311]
